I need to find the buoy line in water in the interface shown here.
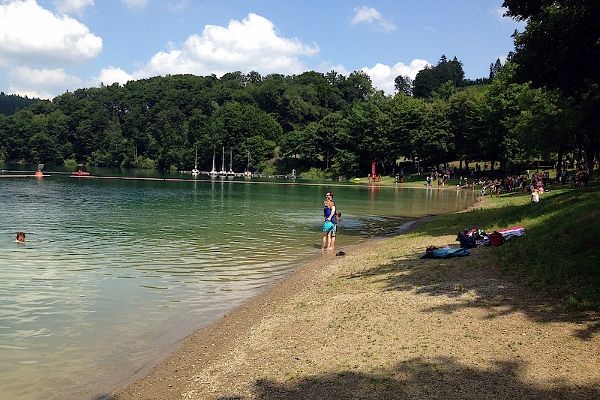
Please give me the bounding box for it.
[2,169,469,190]
[65,174,450,190]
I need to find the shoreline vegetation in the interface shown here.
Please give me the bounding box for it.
[112,184,599,400]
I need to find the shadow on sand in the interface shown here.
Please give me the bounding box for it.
[341,188,600,341]
[344,248,599,341]
[216,356,599,400]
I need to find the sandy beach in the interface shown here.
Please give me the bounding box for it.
[112,217,600,400]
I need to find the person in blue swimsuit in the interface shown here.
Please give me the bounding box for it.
[322,192,336,250]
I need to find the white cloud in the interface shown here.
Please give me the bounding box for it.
[362,59,430,95]
[318,62,350,77]
[351,6,396,32]
[122,0,148,9]
[133,13,319,78]
[54,0,94,15]
[0,0,102,66]
[8,66,83,99]
[92,66,134,86]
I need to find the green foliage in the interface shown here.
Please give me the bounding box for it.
[88,150,114,167]
[0,56,596,176]
[331,149,359,177]
[257,160,276,176]
[135,156,156,169]
[504,0,600,172]
[410,100,454,165]
[63,158,77,169]
[0,92,40,115]
[300,167,328,180]
[413,55,465,99]
[394,75,413,96]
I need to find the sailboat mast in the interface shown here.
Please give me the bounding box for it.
[229,149,233,172]
[221,147,225,171]
[212,149,216,171]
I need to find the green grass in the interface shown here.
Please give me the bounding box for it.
[417,184,600,310]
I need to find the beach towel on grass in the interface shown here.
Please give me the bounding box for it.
[497,225,525,240]
[421,247,471,259]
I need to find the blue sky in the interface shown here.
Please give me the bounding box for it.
[0,0,523,99]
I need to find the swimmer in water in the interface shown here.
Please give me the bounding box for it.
[16,231,26,243]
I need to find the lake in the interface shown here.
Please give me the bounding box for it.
[0,172,475,399]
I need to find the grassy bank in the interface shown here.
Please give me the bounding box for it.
[416,184,600,309]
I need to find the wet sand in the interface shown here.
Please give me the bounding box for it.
[111,220,600,399]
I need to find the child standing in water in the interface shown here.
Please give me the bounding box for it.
[16,232,26,243]
[329,211,341,250]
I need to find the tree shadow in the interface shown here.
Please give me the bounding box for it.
[346,243,600,341]
[342,186,600,340]
[218,356,599,400]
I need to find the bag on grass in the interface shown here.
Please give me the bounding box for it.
[488,231,505,246]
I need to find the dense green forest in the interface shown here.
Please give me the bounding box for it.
[0,92,38,116]
[0,0,598,177]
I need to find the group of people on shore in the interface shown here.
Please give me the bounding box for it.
[367,174,382,183]
[426,169,452,186]
[322,192,341,251]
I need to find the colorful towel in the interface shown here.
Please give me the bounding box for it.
[498,225,526,240]
[421,247,471,259]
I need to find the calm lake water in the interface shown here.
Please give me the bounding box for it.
[0,172,475,399]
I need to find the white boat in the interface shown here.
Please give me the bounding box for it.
[209,148,218,176]
[191,146,199,176]
[227,149,235,176]
[244,150,252,177]
[219,147,227,176]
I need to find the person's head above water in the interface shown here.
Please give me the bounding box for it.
[16,231,26,242]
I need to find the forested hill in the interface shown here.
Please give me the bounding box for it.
[0,92,39,115]
[0,51,597,177]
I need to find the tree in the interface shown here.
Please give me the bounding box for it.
[341,71,375,104]
[410,101,454,166]
[447,87,487,168]
[503,0,600,171]
[394,75,413,96]
[488,58,503,81]
[316,112,343,169]
[280,122,319,162]
[0,92,40,115]
[509,86,575,176]
[413,55,465,98]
